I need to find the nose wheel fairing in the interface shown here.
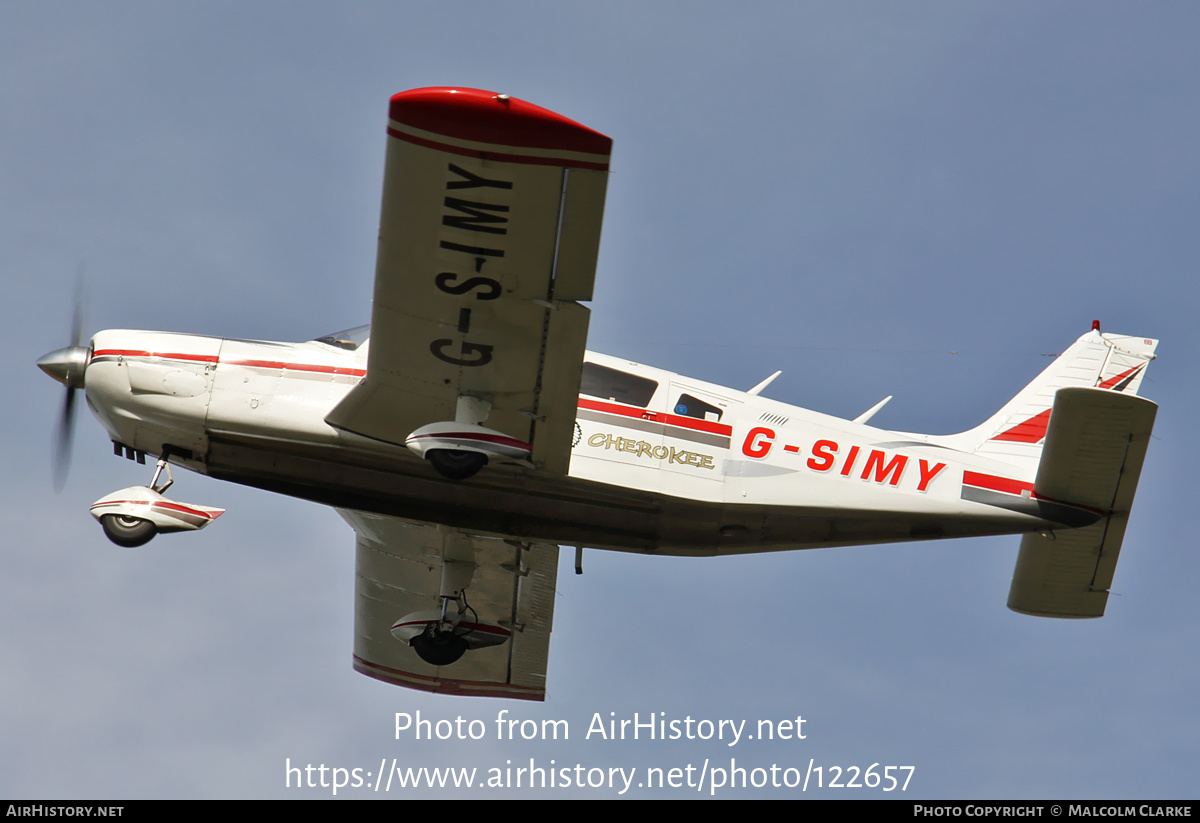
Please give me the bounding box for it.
[90,485,224,544]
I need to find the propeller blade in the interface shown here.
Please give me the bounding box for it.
[48,269,88,492]
[70,265,86,347]
[52,386,76,492]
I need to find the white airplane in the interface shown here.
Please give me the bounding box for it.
[37,88,1158,702]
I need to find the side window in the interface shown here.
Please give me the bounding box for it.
[580,363,658,408]
[674,393,723,422]
[312,324,370,351]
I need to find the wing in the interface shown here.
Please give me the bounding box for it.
[326,88,612,474]
[342,509,560,700]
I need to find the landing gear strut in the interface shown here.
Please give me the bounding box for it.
[149,454,174,494]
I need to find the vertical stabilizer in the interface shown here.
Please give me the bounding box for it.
[944,328,1157,477]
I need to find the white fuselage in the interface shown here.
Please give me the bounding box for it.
[83,329,1058,556]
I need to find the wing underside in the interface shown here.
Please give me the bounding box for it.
[343,509,559,700]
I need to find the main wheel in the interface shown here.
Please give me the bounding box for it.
[100,514,157,547]
[427,449,487,480]
[409,624,468,666]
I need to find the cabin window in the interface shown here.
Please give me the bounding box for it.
[673,393,723,422]
[313,324,370,351]
[580,363,658,408]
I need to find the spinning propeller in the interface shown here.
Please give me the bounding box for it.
[36,283,91,491]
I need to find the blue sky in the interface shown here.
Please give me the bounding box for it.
[3,2,1198,798]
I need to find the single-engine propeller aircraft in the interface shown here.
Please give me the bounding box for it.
[37,88,1159,701]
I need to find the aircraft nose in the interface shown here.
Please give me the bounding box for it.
[37,345,91,390]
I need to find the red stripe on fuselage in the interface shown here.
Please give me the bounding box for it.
[962,471,1103,516]
[94,350,366,378]
[962,471,1034,497]
[576,397,732,437]
[93,349,219,363]
[222,358,366,377]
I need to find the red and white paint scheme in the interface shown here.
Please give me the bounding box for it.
[90,485,224,547]
[37,88,1159,702]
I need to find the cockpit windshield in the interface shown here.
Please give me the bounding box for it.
[312,324,370,351]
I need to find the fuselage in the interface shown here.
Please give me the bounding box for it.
[82,328,1067,556]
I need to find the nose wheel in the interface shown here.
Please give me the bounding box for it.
[97,455,172,547]
[100,514,158,548]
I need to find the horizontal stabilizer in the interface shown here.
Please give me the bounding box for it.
[1007,387,1157,618]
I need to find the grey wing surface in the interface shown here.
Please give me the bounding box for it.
[343,509,559,700]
